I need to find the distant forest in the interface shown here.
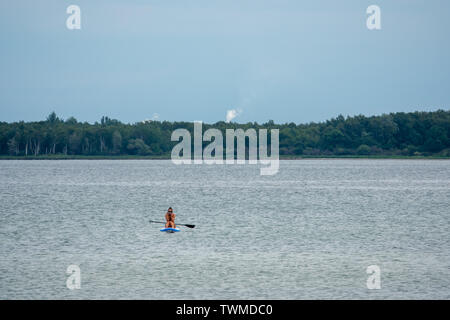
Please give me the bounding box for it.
[1,110,449,157]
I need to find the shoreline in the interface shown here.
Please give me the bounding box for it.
[1,155,449,160]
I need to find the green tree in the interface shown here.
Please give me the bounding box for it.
[112,130,122,154]
[356,144,371,155]
[127,138,151,155]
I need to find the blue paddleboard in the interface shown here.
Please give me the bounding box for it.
[160,228,180,233]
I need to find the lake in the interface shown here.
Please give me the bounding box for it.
[0,159,449,299]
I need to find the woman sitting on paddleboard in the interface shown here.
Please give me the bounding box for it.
[165,207,176,228]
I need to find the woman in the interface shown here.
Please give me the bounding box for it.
[165,207,176,228]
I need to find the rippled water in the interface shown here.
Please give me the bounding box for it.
[0,160,449,299]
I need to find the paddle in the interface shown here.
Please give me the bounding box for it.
[149,220,195,228]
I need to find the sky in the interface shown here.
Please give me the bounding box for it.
[0,0,449,124]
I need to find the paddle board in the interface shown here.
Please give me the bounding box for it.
[160,227,180,233]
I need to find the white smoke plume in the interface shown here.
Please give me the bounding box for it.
[225,109,242,123]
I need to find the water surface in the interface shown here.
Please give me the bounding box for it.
[0,160,449,299]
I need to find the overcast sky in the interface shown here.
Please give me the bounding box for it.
[0,0,449,124]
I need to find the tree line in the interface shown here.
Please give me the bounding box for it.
[0,110,449,157]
